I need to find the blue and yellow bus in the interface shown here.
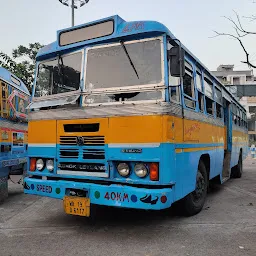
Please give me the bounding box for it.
[24,16,248,216]
[0,67,29,201]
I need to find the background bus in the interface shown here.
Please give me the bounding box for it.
[0,67,30,202]
[24,15,248,216]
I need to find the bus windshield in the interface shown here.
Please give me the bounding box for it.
[85,38,162,90]
[35,52,82,97]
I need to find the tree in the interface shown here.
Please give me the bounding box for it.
[0,43,44,92]
[213,6,256,69]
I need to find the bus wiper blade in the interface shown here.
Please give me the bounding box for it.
[120,40,139,79]
[58,55,65,88]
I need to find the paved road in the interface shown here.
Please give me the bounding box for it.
[0,158,256,256]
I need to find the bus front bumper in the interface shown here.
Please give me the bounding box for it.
[24,177,173,210]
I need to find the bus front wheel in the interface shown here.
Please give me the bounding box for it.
[180,160,208,216]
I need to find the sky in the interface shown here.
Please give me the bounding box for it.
[1,0,255,71]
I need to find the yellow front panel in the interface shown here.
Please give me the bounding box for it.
[28,120,57,144]
[108,115,163,143]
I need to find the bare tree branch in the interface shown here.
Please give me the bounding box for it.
[212,31,256,69]
[213,8,256,69]
[243,14,256,22]
[222,11,256,36]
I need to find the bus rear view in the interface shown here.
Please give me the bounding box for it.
[24,15,248,217]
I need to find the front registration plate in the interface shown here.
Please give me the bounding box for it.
[63,196,90,217]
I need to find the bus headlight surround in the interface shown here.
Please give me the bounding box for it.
[36,159,44,171]
[117,163,130,177]
[134,163,148,178]
[46,159,54,172]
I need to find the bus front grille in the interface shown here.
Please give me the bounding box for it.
[59,149,79,159]
[83,149,105,160]
[59,136,105,146]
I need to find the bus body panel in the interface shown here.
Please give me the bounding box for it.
[24,16,248,213]
[25,112,248,208]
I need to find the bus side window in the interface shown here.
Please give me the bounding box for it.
[195,70,204,112]
[183,61,196,109]
[215,87,223,119]
[169,75,180,102]
[216,103,222,118]
[203,76,214,115]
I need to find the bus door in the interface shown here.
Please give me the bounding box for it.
[222,98,232,179]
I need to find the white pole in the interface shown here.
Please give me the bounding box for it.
[71,0,75,26]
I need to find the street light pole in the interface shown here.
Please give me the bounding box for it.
[71,0,75,26]
[58,0,90,27]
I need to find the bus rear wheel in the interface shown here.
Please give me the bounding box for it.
[180,160,208,216]
[231,152,243,179]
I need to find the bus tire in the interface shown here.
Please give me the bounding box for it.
[180,160,208,216]
[231,152,243,179]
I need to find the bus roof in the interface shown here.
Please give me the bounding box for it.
[36,15,245,111]
[0,67,30,95]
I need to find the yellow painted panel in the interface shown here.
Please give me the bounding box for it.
[163,116,183,143]
[224,126,227,150]
[109,115,163,143]
[26,114,248,146]
[28,120,57,144]
[183,146,224,153]
[184,119,200,142]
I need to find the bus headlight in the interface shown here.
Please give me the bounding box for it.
[117,163,130,177]
[46,159,54,172]
[134,163,148,178]
[36,159,44,171]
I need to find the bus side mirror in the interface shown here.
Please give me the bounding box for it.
[168,46,185,77]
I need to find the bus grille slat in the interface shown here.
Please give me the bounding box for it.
[60,136,105,146]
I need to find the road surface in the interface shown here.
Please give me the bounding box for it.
[0,157,255,256]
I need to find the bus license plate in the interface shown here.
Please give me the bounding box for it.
[63,196,90,217]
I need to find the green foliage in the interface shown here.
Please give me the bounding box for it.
[0,43,44,92]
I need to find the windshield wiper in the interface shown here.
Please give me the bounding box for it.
[120,40,139,79]
[57,55,65,91]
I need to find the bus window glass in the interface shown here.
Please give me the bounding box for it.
[184,97,195,109]
[85,39,162,90]
[84,90,163,104]
[204,78,213,98]
[216,103,222,118]
[206,97,213,115]
[35,52,82,97]
[169,76,180,102]
[196,72,202,91]
[183,71,194,98]
[169,87,180,102]
[215,88,222,104]
[198,91,204,112]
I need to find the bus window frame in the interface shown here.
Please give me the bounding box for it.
[203,73,215,117]
[83,36,165,94]
[195,67,205,113]
[32,49,85,101]
[214,83,223,120]
[182,59,197,110]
